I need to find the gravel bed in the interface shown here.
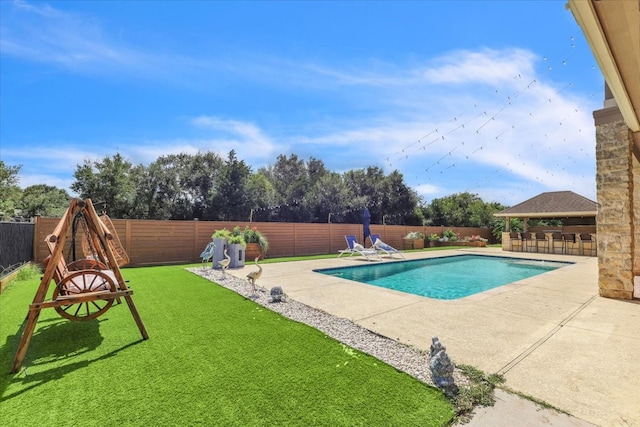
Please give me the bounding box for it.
[188,266,468,388]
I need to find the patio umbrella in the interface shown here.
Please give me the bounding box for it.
[363,208,371,244]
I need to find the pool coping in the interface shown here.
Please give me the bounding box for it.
[312,253,575,301]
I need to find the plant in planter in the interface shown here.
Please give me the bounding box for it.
[227,227,247,268]
[463,234,488,247]
[443,229,458,242]
[229,226,245,244]
[403,231,425,250]
[405,231,425,240]
[243,226,269,259]
[211,228,232,269]
[427,233,440,247]
[211,228,232,241]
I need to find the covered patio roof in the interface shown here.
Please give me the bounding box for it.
[494,191,597,219]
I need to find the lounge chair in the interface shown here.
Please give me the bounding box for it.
[369,234,405,258]
[338,235,381,261]
[200,241,216,268]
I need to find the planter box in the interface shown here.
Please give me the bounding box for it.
[245,242,264,260]
[435,241,486,247]
[403,238,425,250]
[212,238,228,269]
[228,243,245,268]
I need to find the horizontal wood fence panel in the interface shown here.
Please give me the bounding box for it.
[33,217,493,267]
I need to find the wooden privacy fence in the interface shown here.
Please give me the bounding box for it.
[33,217,492,267]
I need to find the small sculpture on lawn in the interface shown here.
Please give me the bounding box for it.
[218,249,231,274]
[267,286,287,303]
[429,336,458,398]
[246,257,263,293]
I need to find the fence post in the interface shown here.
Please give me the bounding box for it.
[293,223,297,256]
[33,216,39,261]
[193,220,200,262]
[125,220,132,260]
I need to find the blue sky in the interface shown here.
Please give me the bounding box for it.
[0,0,602,206]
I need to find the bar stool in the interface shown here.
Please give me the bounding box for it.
[509,231,522,251]
[562,233,577,255]
[521,232,536,252]
[535,232,548,253]
[579,233,597,256]
[551,233,564,254]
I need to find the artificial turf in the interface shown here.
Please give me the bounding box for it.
[0,265,453,426]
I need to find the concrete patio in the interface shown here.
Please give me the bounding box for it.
[225,247,639,426]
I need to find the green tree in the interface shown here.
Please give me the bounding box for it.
[342,167,384,223]
[0,161,22,217]
[245,172,278,222]
[71,153,137,218]
[308,172,351,223]
[424,192,504,227]
[20,184,71,217]
[381,170,422,225]
[135,152,223,220]
[260,154,318,222]
[212,150,252,220]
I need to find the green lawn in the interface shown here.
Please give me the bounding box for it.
[0,265,453,426]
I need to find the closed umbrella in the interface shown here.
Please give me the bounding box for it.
[363,208,371,245]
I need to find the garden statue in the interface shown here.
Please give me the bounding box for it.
[218,249,231,274]
[267,286,287,303]
[246,257,263,292]
[429,336,458,398]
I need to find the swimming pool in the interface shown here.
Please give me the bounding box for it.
[315,255,572,300]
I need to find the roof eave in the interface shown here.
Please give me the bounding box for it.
[567,0,640,131]
[493,211,598,218]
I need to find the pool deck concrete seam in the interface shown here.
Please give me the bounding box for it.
[497,293,599,375]
[353,299,426,323]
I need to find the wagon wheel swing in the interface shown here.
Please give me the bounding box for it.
[11,198,149,373]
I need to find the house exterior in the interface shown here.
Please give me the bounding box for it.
[568,1,640,299]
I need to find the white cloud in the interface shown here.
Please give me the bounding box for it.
[414,183,441,197]
[422,48,537,86]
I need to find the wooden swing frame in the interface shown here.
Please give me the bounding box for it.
[11,198,148,373]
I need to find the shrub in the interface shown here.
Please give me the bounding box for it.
[211,228,232,240]
[243,226,269,253]
[404,231,425,239]
[228,226,246,246]
[443,229,458,241]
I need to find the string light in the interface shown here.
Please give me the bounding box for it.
[377,32,597,204]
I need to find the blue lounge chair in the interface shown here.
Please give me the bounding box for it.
[369,234,405,259]
[338,235,381,261]
[200,241,216,268]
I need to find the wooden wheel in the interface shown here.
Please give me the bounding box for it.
[53,270,117,321]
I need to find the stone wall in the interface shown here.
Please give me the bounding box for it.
[634,150,640,298]
[595,113,637,299]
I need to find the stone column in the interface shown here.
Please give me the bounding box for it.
[633,148,640,298]
[594,106,637,299]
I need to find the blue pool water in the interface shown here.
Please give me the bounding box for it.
[315,255,571,300]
